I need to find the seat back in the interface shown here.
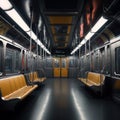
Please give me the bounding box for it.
[87,72,101,84]
[0,75,27,97]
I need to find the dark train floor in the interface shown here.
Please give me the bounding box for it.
[0,78,120,120]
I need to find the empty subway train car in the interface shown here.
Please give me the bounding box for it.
[0,0,120,120]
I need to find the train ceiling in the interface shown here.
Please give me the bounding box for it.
[0,0,120,56]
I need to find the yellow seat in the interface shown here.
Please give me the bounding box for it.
[87,72,105,86]
[28,72,46,84]
[78,72,105,87]
[0,75,38,101]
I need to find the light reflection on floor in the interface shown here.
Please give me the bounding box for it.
[30,88,51,120]
[71,88,87,120]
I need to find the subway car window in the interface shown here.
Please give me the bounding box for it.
[91,53,94,71]
[80,56,86,77]
[45,58,53,68]
[26,53,34,72]
[54,58,60,68]
[34,56,39,71]
[61,59,66,68]
[5,44,20,74]
[21,50,26,73]
[32,56,36,71]
[94,50,100,72]
[100,48,105,73]
[86,55,90,71]
[80,57,84,69]
[106,45,110,74]
[37,57,43,69]
[115,46,120,74]
[69,57,78,68]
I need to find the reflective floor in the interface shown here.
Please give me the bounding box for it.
[0,78,120,120]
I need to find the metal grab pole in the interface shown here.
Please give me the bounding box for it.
[89,39,91,71]
[36,25,39,71]
[29,10,34,82]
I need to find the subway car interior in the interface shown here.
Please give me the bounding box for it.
[0,0,120,120]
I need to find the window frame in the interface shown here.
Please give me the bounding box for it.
[5,44,21,75]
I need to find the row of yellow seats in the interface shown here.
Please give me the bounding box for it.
[78,72,105,87]
[0,75,38,101]
[29,71,46,83]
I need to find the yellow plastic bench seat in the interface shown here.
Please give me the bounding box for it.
[0,75,38,101]
[87,72,105,86]
[78,72,105,87]
[29,72,46,83]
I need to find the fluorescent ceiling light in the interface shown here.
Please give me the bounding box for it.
[71,39,85,55]
[37,40,51,55]
[78,44,82,49]
[85,17,108,40]
[38,41,44,48]
[6,9,30,32]
[91,16,108,33]
[26,31,37,40]
[85,32,94,40]
[45,49,51,55]
[0,0,12,10]
[71,50,75,55]
[71,44,81,55]
[71,16,108,55]
[80,39,86,45]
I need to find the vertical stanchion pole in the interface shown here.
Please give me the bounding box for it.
[29,9,34,82]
